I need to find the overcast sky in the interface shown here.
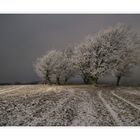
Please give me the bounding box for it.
[0,14,140,84]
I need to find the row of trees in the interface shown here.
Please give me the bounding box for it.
[34,23,140,86]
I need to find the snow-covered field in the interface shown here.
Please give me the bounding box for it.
[0,85,140,126]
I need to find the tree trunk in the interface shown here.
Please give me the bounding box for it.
[116,76,121,86]
[56,77,60,85]
[45,72,51,84]
[83,75,91,84]
[83,74,98,85]
[64,77,68,84]
[92,77,98,85]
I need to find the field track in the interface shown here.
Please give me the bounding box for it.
[0,85,140,126]
[112,91,140,112]
[98,91,123,126]
[0,86,25,95]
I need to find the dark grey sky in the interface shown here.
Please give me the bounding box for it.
[0,14,140,84]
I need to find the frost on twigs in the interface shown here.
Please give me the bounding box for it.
[34,23,140,86]
[34,48,76,85]
[73,23,140,85]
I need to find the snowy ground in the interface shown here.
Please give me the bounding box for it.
[0,85,140,126]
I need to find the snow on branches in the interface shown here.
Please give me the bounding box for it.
[34,48,75,84]
[34,23,140,85]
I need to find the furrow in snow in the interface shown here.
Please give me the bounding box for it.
[0,87,17,92]
[0,86,25,95]
[111,91,140,112]
[98,91,123,126]
[124,90,140,96]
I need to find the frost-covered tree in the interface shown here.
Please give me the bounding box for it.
[73,41,96,84]
[73,33,121,84]
[52,48,76,84]
[74,23,140,85]
[60,48,76,84]
[34,48,76,85]
[112,48,139,86]
[107,23,140,86]
[34,23,139,86]
[34,50,61,84]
